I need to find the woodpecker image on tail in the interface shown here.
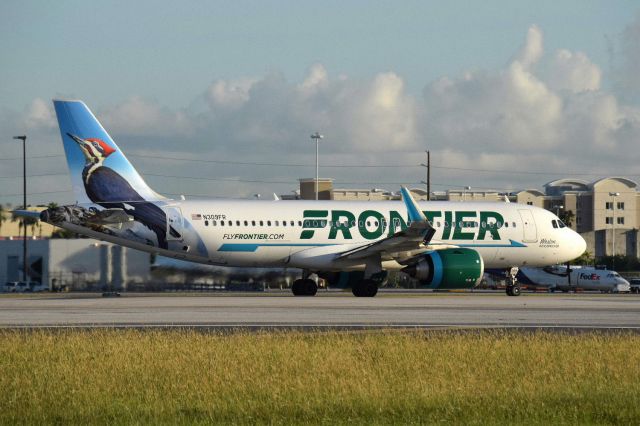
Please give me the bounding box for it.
[67,133,179,249]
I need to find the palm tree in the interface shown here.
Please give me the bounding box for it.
[560,210,575,229]
[0,205,5,235]
[11,210,38,238]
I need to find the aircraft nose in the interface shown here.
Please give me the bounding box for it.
[571,231,587,259]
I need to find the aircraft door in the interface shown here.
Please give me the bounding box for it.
[165,206,184,242]
[518,209,538,243]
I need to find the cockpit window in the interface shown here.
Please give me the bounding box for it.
[558,220,566,228]
[552,220,558,228]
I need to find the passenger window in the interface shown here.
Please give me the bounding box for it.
[212,220,217,226]
[512,222,516,227]
[291,221,295,226]
[267,221,271,226]
[236,220,240,226]
[283,221,287,227]
[252,220,256,226]
[244,220,248,226]
[481,221,486,228]
[260,221,264,226]
[298,221,302,226]
[220,221,225,226]
[228,221,232,227]
[504,222,508,228]
[497,222,502,228]
[275,221,279,226]
[204,220,209,226]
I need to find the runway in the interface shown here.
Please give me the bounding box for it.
[0,291,638,330]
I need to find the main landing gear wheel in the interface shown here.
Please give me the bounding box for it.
[352,279,378,297]
[506,285,521,296]
[291,278,318,296]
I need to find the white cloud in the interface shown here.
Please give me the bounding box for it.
[3,24,640,203]
[298,63,329,96]
[548,49,601,93]
[515,25,544,69]
[99,96,193,137]
[23,98,56,130]
[206,78,256,109]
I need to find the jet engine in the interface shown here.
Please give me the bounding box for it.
[402,248,484,289]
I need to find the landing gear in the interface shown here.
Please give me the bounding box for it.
[352,279,378,297]
[506,285,521,296]
[505,266,521,297]
[291,278,317,296]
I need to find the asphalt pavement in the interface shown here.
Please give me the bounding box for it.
[0,291,638,330]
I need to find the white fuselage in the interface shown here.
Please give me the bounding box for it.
[69,199,586,273]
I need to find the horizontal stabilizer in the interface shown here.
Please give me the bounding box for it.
[11,210,41,219]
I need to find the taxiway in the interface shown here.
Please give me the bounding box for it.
[0,292,638,329]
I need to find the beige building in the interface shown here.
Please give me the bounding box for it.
[298,178,334,200]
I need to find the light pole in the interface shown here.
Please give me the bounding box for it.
[553,204,564,218]
[420,150,430,201]
[13,135,28,283]
[310,132,323,200]
[609,192,620,268]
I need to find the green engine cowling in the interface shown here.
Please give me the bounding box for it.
[403,248,484,289]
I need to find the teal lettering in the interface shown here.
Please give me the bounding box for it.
[424,211,442,225]
[329,210,356,239]
[477,211,504,240]
[300,210,328,240]
[358,210,386,240]
[443,211,453,239]
[452,211,477,240]
[388,210,408,236]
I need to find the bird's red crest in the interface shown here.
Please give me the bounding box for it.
[86,138,116,157]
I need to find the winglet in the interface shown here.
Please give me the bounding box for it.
[400,187,427,222]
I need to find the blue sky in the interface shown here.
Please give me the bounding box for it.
[1,1,640,205]
[1,1,633,108]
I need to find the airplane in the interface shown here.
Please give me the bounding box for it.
[517,265,631,293]
[25,100,586,297]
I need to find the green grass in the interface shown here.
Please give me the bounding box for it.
[0,329,638,424]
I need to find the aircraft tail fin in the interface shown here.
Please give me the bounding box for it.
[52,99,165,204]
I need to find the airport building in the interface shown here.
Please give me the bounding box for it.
[0,239,151,291]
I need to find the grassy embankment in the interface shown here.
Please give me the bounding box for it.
[0,329,638,424]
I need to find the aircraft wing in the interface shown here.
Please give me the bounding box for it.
[335,187,436,261]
